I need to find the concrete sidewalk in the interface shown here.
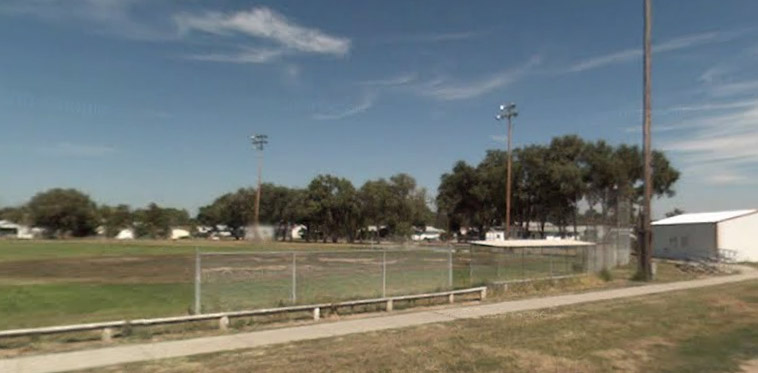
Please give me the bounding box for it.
[2,267,757,373]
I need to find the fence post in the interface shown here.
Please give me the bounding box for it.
[382,250,387,298]
[291,252,297,304]
[101,328,113,342]
[313,307,320,321]
[194,248,201,315]
[448,248,453,289]
[496,249,501,280]
[549,248,554,278]
[468,249,473,286]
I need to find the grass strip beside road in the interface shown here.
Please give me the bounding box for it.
[94,279,758,373]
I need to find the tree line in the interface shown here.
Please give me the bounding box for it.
[0,135,680,241]
[437,135,679,238]
[197,173,433,242]
[0,174,434,242]
[0,189,192,239]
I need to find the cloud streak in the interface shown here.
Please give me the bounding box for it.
[175,7,350,60]
[358,73,417,87]
[661,99,758,185]
[709,79,758,97]
[38,142,116,157]
[416,55,541,101]
[377,31,481,44]
[566,31,734,73]
[313,94,376,120]
[0,0,175,41]
[185,47,285,64]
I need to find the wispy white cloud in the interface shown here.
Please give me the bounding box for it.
[699,66,730,84]
[2,3,350,64]
[416,55,541,101]
[661,100,758,185]
[359,73,417,87]
[377,31,481,44]
[38,142,116,157]
[565,31,734,73]
[664,99,758,113]
[490,135,508,143]
[709,79,758,97]
[313,94,376,120]
[175,7,350,59]
[0,0,174,41]
[185,47,285,64]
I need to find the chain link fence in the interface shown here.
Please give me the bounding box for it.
[194,242,628,314]
[469,245,595,284]
[195,249,465,313]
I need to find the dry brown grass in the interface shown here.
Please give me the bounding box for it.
[90,280,758,373]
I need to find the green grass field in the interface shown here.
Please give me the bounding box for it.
[94,280,758,373]
[0,240,606,330]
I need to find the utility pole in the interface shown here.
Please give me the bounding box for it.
[251,134,268,241]
[496,103,518,240]
[641,0,654,280]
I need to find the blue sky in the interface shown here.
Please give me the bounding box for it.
[1,0,758,218]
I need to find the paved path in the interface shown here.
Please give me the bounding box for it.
[2,266,757,373]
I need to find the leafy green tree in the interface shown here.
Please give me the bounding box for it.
[99,204,133,237]
[133,203,188,239]
[358,178,391,241]
[437,135,680,239]
[358,174,432,240]
[665,208,685,218]
[197,189,254,239]
[437,161,489,238]
[27,188,99,237]
[0,206,29,224]
[306,175,361,243]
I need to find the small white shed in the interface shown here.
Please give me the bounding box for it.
[652,209,758,262]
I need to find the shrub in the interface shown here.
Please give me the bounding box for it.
[598,268,613,282]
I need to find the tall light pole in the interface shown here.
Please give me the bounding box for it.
[641,0,654,280]
[251,134,268,241]
[496,103,518,240]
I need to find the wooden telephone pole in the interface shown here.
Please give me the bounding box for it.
[640,0,654,280]
[496,103,518,240]
[251,134,268,241]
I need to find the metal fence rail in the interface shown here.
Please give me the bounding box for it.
[195,248,456,314]
[194,244,623,314]
[0,286,487,341]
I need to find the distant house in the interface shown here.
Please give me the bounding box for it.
[653,209,758,262]
[485,230,506,241]
[411,226,444,241]
[290,224,306,240]
[115,228,135,240]
[244,224,276,241]
[171,228,191,240]
[0,220,42,239]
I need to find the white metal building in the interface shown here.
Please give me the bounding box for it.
[652,209,758,262]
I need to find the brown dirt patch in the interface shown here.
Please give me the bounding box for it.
[0,255,193,284]
[741,359,758,373]
[593,337,674,372]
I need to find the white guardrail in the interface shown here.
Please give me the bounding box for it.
[0,287,487,342]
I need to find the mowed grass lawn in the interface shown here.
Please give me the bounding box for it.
[0,240,384,329]
[0,239,684,331]
[94,279,758,373]
[1,240,519,329]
